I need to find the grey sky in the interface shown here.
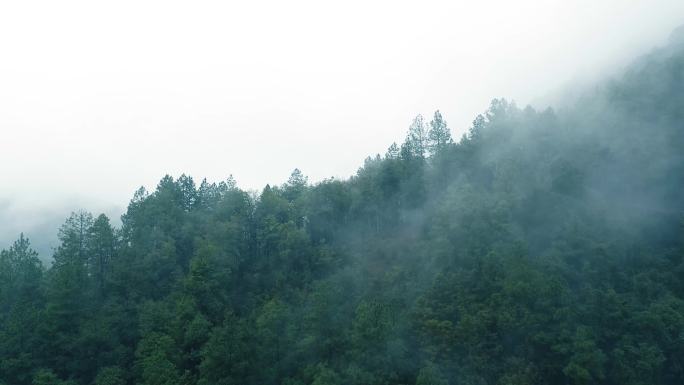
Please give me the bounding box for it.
[1,0,683,254]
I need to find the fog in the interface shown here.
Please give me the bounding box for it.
[1,0,683,257]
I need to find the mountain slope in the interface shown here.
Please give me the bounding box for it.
[1,30,684,385]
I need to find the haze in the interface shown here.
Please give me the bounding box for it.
[1,0,683,256]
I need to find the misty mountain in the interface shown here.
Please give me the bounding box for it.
[1,28,684,385]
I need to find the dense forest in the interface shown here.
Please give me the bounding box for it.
[2,30,684,385]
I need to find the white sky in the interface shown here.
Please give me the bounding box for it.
[1,0,684,252]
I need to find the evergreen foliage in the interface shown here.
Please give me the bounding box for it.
[2,32,684,385]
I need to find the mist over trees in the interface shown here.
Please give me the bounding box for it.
[2,29,684,385]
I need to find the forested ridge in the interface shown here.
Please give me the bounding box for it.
[2,31,684,385]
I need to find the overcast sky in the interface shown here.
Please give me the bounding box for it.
[1,0,684,253]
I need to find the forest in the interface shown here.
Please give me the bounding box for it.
[1,30,684,385]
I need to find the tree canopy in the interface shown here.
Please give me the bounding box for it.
[2,31,684,385]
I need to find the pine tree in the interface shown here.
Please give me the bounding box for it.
[427,110,452,155]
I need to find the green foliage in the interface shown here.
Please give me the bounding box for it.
[93,367,125,385]
[416,362,448,385]
[198,314,250,385]
[134,332,182,385]
[31,369,75,385]
[310,363,341,385]
[428,110,452,155]
[2,28,684,385]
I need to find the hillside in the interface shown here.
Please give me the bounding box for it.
[1,32,684,385]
